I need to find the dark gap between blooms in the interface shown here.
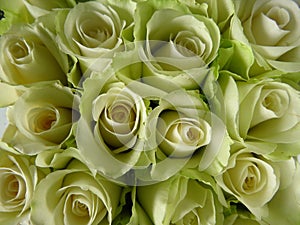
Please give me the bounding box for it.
[0,10,4,20]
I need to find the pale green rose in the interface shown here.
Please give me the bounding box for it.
[238,79,300,144]
[23,0,76,18]
[139,80,231,180]
[261,159,300,225]
[56,0,135,71]
[219,75,300,153]
[76,76,148,181]
[134,0,221,89]
[215,143,282,219]
[30,162,123,225]
[230,0,300,73]
[137,170,225,225]
[0,23,68,85]
[0,142,42,225]
[0,0,33,35]
[2,82,79,155]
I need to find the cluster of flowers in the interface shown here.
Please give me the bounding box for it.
[0,0,300,224]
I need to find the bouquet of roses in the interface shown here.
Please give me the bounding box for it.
[0,0,300,224]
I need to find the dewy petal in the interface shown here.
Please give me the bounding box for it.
[251,12,290,46]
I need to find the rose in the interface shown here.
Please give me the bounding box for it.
[2,82,79,155]
[0,142,42,225]
[135,0,220,67]
[76,77,148,180]
[220,75,300,152]
[144,86,212,159]
[134,0,221,89]
[142,81,231,180]
[30,161,122,225]
[231,0,300,73]
[238,80,300,144]
[93,86,143,150]
[215,143,281,218]
[0,23,68,85]
[56,0,135,71]
[137,169,225,225]
[155,110,211,158]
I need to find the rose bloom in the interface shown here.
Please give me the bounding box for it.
[232,0,300,73]
[56,0,135,71]
[137,170,225,225]
[0,143,42,225]
[215,143,283,219]
[143,84,231,180]
[2,82,79,155]
[0,23,68,85]
[220,75,300,153]
[76,77,148,180]
[237,80,300,144]
[134,0,221,89]
[30,162,122,225]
